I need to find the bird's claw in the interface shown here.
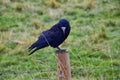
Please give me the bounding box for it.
[56,47,68,53]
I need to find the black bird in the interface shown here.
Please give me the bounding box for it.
[28,19,71,55]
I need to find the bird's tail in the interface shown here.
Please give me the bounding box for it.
[28,40,48,55]
[28,40,39,55]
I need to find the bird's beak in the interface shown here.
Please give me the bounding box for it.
[61,27,66,34]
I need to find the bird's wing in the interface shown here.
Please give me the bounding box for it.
[42,29,65,47]
[28,30,58,55]
[42,30,58,45]
[28,32,49,55]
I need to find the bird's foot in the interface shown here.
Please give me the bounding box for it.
[56,47,68,53]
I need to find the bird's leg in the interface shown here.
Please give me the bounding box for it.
[57,46,62,51]
[56,46,66,52]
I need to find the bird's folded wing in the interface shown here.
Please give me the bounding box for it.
[41,30,59,45]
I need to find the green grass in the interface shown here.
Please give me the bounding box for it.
[0,0,120,80]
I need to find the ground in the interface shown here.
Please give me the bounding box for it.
[0,0,120,80]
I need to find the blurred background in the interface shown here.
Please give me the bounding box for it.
[0,0,120,80]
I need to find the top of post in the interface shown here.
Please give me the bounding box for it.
[56,49,69,54]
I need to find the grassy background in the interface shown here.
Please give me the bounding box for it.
[0,0,120,80]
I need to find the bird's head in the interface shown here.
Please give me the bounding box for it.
[58,19,70,35]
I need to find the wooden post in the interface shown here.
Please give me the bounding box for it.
[56,50,71,80]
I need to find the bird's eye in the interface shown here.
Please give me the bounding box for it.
[61,27,66,34]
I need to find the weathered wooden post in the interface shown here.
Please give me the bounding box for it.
[56,50,71,80]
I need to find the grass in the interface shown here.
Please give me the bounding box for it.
[0,0,120,80]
